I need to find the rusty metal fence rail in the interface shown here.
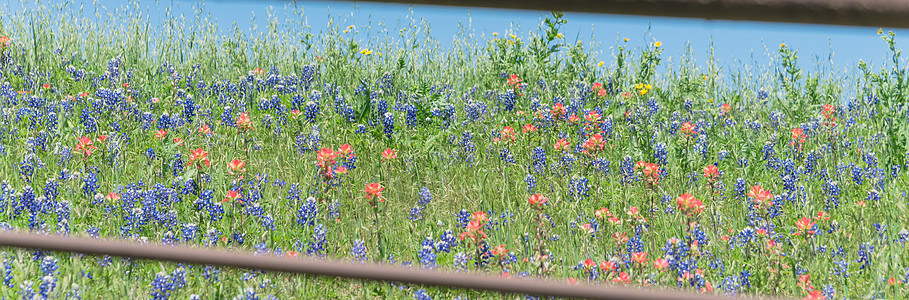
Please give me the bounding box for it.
[0,230,774,300]
[347,0,909,28]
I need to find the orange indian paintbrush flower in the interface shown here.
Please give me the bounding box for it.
[222,190,242,203]
[528,194,548,206]
[381,148,397,160]
[703,165,719,181]
[364,183,384,200]
[75,136,98,156]
[228,159,246,175]
[236,112,254,131]
[187,148,211,168]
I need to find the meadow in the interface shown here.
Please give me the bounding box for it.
[0,2,907,299]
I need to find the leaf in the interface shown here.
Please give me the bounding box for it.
[183,168,197,180]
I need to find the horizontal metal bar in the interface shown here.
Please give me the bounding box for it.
[0,230,767,300]
[340,0,909,28]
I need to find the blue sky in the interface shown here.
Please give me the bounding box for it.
[5,0,909,74]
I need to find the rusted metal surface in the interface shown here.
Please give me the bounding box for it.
[0,230,776,300]
[345,0,908,28]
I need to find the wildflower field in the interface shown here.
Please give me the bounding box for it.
[1,2,908,299]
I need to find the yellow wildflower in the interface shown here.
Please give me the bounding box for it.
[598,61,604,67]
[654,41,662,48]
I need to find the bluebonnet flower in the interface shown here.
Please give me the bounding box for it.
[305,100,320,123]
[418,187,432,206]
[19,281,36,299]
[856,243,873,270]
[822,285,836,299]
[457,131,477,164]
[2,252,13,288]
[832,259,849,278]
[455,209,471,228]
[307,224,326,257]
[202,265,220,283]
[40,256,58,276]
[654,143,668,165]
[376,98,388,118]
[351,239,368,262]
[171,267,186,290]
[402,103,417,127]
[568,177,590,201]
[464,99,488,122]
[620,156,635,185]
[499,148,516,164]
[55,200,70,233]
[17,153,44,183]
[82,170,99,197]
[151,271,174,300]
[413,289,431,300]
[418,236,437,269]
[823,180,840,210]
[851,164,865,186]
[207,202,224,222]
[453,252,470,271]
[431,104,457,129]
[171,153,184,177]
[220,106,234,127]
[409,206,425,221]
[499,90,517,112]
[80,108,98,134]
[761,141,778,170]
[436,230,457,253]
[593,158,610,176]
[183,96,196,124]
[327,200,340,221]
[531,147,546,174]
[757,89,769,100]
[867,189,881,202]
[298,197,318,228]
[157,113,172,130]
[738,157,748,168]
[292,94,306,111]
[734,178,746,200]
[232,232,245,246]
[236,287,264,300]
[525,174,536,193]
[181,223,197,242]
